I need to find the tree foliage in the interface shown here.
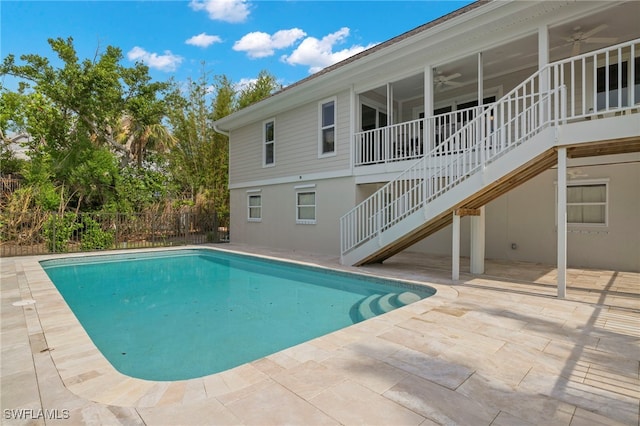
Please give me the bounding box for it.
[1,37,279,218]
[1,37,169,167]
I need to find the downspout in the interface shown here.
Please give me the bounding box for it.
[213,123,230,137]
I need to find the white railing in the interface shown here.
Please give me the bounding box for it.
[341,39,638,258]
[341,86,564,256]
[353,106,485,166]
[548,39,638,120]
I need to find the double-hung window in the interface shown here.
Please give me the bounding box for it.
[319,98,336,156]
[263,119,275,166]
[295,188,316,224]
[247,193,262,221]
[567,181,608,225]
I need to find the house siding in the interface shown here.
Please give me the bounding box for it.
[405,158,640,272]
[230,176,357,254]
[229,90,351,187]
[220,1,638,273]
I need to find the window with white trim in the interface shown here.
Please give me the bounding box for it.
[296,191,316,224]
[567,181,608,225]
[263,119,275,166]
[319,98,336,156]
[248,194,262,221]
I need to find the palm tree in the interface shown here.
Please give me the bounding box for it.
[117,115,176,167]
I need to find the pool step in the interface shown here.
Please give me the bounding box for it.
[355,291,423,321]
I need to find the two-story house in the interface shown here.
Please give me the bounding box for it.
[213,0,640,295]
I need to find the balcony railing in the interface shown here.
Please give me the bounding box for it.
[353,38,639,168]
[353,106,485,166]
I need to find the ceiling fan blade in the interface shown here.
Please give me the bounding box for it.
[584,37,617,44]
[441,72,461,82]
[572,41,581,56]
[582,24,608,39]
[444,80,464,88]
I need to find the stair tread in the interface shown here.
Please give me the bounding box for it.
[395,291,421,306]
[377,293,398,312]
[357,294,384,321]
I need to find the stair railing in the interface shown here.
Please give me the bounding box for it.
[340,76,565,256]
[341,38,637,258]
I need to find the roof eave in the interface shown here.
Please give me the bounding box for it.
[214,0,492,131]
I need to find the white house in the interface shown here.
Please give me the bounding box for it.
[213,0,640,292]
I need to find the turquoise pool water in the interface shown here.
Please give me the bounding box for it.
[41,249,435,381]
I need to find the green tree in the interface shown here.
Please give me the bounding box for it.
[236,70,280,109]
[1,37,174,212]
[1,37,171,169]
[166,70,233,214]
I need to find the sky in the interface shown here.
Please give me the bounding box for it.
[1,0,473,92]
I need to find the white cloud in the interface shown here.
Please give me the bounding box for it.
[189,0,250,23]
[282,27,377,73]
[186,33,222,48]
[235,78,256,92]
[233,28,306,59]
[127,47,183,72]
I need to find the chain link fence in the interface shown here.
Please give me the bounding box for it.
[0,210,229,257]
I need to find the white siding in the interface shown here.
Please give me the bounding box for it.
[406,158,640,272]
[230,177,357,254]
[229,90,351,186]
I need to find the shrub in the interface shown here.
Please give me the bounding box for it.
[43,213,80,253]
[80,216,115,251]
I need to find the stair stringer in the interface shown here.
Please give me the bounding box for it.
[341,126,558,266]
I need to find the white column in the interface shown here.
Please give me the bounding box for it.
[538,25,550,90]
[349,84,356,174]
[557,147,567,298]
[424,66,434,150]
[387,83,394,125]
[452,211,460,281]
[470,207,485,274]
[477,52,484,104]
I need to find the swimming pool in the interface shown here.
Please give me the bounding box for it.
[41,249,435,381]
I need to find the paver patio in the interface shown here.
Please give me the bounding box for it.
[1,245,638,425]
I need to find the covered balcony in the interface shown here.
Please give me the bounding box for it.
[352,1,639,174]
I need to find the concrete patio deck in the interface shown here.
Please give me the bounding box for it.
[1,244,638,425]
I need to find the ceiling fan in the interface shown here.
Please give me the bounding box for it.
[564,24,617,56]
[434,71,463,91]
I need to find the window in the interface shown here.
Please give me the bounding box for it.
[263,119,275,166]
[247,193,262,221]
[296,190,316,224]
[596,58,640,110]
[319,99,336,156]
[567,182,607,225]
[361,103,387,131]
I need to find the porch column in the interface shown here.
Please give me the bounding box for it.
[557,147,567,298]
[387,83,394,125]
[477,52,484,104]
[538,25,550,90]
[452,211,461,281]
[424,66,434,151]
[470,206,485,274]
[349,84,356,173]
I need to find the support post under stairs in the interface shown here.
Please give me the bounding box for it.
[470,206,485,274]
[452,211,460,281]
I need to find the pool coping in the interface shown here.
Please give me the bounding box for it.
[14,245,459,408]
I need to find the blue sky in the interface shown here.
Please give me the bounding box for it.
[1,0,473,91]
